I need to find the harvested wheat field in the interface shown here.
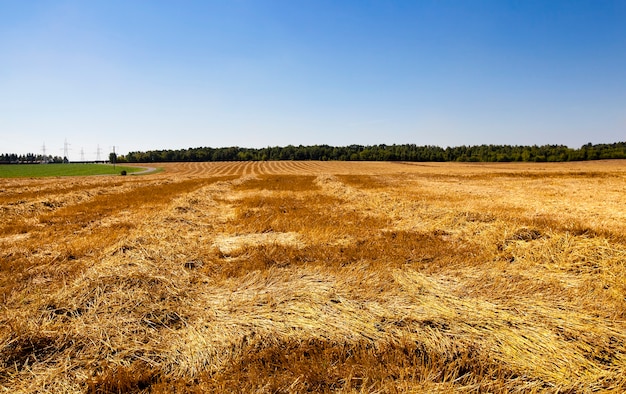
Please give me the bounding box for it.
[1,160,626,393]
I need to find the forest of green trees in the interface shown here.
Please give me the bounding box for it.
[120,142,626,163]
[3,142,626,164]
[0,153,66,164]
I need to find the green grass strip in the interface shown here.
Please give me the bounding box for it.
[0,164,144,178]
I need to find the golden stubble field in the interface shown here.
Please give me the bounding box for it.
[1,160,625,393]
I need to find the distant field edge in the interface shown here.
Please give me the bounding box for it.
[0,163,146,178]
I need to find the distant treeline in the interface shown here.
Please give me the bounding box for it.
[4,142,626,164]
[121,142,626,163]
[0,153,66,164]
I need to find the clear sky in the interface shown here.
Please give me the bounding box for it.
[1,1,625,160]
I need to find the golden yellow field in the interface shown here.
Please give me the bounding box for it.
[1,160,625,393]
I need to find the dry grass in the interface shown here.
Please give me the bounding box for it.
[1,161,625,393]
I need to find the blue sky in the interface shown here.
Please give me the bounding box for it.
[1,1,625,159]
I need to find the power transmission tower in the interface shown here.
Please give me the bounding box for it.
[42,142,48,163]
[62,139,71,163]
[80,148,85,162]
[95,144,102,162]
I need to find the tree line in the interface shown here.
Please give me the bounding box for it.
[0,153,66,164]
[120,142,626,163]
[4,142,625,164]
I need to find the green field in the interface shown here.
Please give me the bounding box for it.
[0,163,144,178]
